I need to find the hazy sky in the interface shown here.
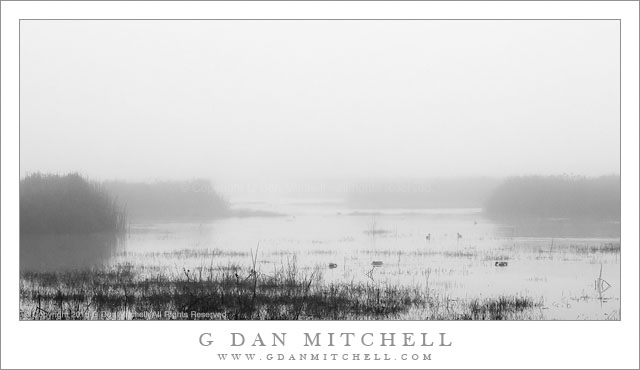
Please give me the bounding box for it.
[20,20,620,182]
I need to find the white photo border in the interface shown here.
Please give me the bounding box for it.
[1,1,638,369]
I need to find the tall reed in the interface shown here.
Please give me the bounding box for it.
[20,173,126,234]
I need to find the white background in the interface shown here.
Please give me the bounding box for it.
[1,1,638,369]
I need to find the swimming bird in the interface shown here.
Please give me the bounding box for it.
[425,233,431,241]
[457,233,463,239]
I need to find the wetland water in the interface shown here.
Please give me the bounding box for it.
[21,200,620,320]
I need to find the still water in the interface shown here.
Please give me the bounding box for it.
[21,200,621,320]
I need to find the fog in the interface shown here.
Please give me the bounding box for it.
[20,20,620,187]
[19,21,622,322]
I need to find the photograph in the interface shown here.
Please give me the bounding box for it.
[3,1,640,368]
[18,19,622,322]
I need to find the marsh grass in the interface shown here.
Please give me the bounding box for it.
[463,296,541,320]
[119,249,250,259]
[19,260,542,321]
[20,173,126,234]
[102,179,229,220]
[485,175,620,220]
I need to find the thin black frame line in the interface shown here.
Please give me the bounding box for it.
[619,19,622,320]
[19,18,623,21]
[17,18,623,322]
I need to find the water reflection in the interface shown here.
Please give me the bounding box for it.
[20,233,123,272]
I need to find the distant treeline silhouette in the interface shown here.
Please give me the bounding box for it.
[484,175,620,220]
[20,173,126,235]
[346,178,501,209]
[103,179,229,220]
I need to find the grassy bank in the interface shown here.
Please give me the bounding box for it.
[20,173,126,234]
[103,179,229,221]
[20,260,542,320]
[485,175,620,220]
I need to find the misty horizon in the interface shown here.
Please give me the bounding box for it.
[20,20,620,183]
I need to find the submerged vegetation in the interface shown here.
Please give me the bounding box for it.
[485,175,620,221]
[20,173,126,235]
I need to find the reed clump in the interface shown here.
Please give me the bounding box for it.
[20,173,126,235]
[485,175,620,220]
[102,179,229,221]
[463,296,540,320]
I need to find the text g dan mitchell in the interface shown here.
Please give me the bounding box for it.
[198,332,453,348]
